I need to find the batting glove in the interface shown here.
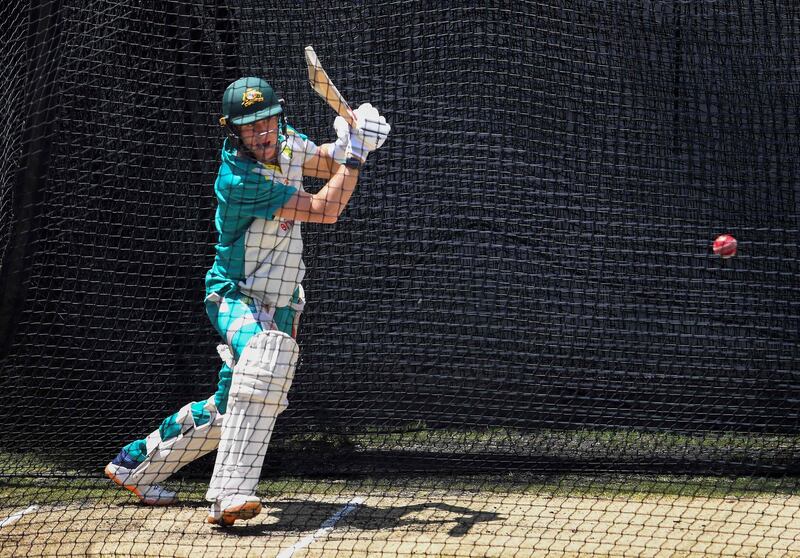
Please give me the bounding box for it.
[331,104,391,164]
[353,103,391,152]
[329,116,351,164]
[332,114,371,164]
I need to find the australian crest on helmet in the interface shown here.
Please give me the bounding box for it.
[242,88,265,108]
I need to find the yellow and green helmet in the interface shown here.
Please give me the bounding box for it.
[219,77,282,127]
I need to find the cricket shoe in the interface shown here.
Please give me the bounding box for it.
[104,450,179,506]
[207,494,263,526]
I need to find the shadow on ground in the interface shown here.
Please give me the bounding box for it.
[177,499,503,537]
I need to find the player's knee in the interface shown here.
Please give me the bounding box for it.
[154,398,220,449]
[230,331,299,404]
[190,400,216,428]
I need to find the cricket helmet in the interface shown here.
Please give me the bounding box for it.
[220,77,282,127]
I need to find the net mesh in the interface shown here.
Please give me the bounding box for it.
[1,0,799,556]
[0,5,31,286]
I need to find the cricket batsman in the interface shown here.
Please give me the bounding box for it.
[103,76,390,526]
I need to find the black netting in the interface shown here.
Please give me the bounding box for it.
[0,5,32,301]
[1,1,799,556]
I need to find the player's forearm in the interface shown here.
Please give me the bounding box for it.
[316,143,340,178]
[302,145,337,179]
[312,164,359,224]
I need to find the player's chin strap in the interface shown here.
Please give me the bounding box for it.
[219,115,240,145]
[278,98,288,135]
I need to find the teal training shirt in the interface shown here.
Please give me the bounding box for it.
[205,125,316,304]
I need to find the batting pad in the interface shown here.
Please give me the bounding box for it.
[126,397,223,487]
[206,330,299,502]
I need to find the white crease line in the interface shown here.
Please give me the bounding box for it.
[276,496,364,558]
[0,505,39,528]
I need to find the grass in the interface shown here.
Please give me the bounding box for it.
[2,427,799,510]
[304,426,800,458]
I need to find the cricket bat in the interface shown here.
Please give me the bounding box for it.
[304,46,358,128]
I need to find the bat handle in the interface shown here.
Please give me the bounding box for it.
[344,107,358,129]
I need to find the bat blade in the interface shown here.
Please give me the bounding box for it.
[304,46,358,128]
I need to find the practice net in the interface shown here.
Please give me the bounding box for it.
[1,1,799,556]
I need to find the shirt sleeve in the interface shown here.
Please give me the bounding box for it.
[286,124,319,158]
[220,171,297,221]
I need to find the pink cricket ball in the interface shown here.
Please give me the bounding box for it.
[713,234,737,259]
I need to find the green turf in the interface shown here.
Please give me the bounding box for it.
[2,427,799,510]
